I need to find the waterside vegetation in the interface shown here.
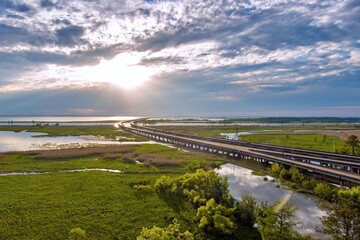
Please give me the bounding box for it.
[1,125,360,239]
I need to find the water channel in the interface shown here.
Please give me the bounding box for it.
[216,163,328,238]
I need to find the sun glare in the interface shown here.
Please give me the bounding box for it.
[88,53,155,89]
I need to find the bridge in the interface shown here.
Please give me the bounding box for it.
[122,122,360,185]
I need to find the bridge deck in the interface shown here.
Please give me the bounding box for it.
[125,124,360,184]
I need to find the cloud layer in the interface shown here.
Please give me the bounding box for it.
[0,0,359,116]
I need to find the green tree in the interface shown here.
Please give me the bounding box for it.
[314,182,334,201]
[320,186,360,240]
[257,202,301,240]
[154,169,233,207]
[137,220,194,240]
[234,194,258,227]
[346,135,360,155]
[197,198,235,235]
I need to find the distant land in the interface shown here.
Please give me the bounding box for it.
[142,117,360,124]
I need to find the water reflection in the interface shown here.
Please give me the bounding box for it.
[0,131,154,152]
[0,116,139,123]
[216,163,329,239]
[0,168,123,176]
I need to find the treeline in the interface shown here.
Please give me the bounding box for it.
[220,117,360,124]
[139,117,360,125]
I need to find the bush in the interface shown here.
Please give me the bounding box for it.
[289,166,304,182]
[302,179,317,191]
[68,228,86,240]
[154,176,173,192]
[279,168,291,180]
[137,220,194,240]
[270,163,282,176]
[314,182,335,201]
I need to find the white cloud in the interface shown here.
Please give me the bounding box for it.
[0,0,359,94]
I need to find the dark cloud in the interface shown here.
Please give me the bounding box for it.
[52,18,72,26]
[0,0,32,13]
[55,25,85,46]
[40,0,57,9]
[0,23,32,45]
[5,13,25,19]
[140,56,184,66]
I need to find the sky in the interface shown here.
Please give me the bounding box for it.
[0,0,359,117]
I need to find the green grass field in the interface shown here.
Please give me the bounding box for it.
[157,125,354,154]
[0,172,196,240]
[242,134,348,153]
[157,125,348,138]
[0,144,241,239]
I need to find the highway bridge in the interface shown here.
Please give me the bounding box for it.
[122,123,360,185]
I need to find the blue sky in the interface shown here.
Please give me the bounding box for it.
[0,0,359,117]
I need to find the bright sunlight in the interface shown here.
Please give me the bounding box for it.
[87,52,155,89]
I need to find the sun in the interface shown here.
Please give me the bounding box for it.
[87,52,155,89]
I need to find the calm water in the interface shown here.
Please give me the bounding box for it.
[0,168,122,176]
[0,116,140,126]
[221,129,341,140]
[216,163,328,238]
[0,131,155,152]
[221,131,277,140]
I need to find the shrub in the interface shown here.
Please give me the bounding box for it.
[279,168,291,180]
[68,228,86,240]
[288,165,304,182]
[270,163,282,176]
[302,179,317,191]
[137,220,194,240]
[314,182,334,201]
